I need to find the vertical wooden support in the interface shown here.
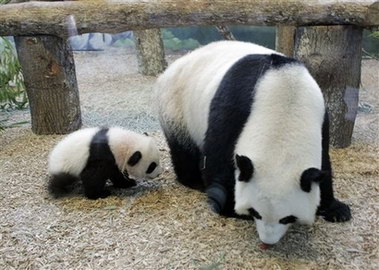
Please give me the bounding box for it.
[133,28,167,76]
[294,25,363,148]
[275,26,296,57]
[14,35,81,134]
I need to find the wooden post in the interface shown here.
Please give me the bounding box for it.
[275,26,295,57]
[14,35,82,134]
[294,25,363,148]
[133,28,167,76]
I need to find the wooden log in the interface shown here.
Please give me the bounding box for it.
[275,26,295,57]
[14,35,82,134]
[0,0,378,38]
[133,29,167,76]
[294,25,363,148]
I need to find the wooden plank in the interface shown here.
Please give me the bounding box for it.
[0,0,378,37]
[14,35,82,134]
[294,25,363,148]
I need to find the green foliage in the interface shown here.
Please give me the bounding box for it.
[0,0,11,4]
[165,26,276,49]
[112,38,135,48]
[162,29,200,51]
[0,37,27,110]
[363,30,379,57]
[369,31,379,39]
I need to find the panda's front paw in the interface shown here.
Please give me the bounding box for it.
[114,179,137,189]
[99,189,111,199]
[206,184,227,215]
[86,189,111,200]
[208,197,222,214]
[317,199,351,222]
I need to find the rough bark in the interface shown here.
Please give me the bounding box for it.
[0,0,378,37]
[14,35,82,134]
[275,26,295,57]
[294,25,363,148]
[133,29,167,76]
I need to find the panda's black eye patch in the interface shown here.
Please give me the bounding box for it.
[128,151,142,166]
[279,215,297,224]
[248,208,262,220]
[146,162,157,174]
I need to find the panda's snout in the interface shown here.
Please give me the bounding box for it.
[256,220,289,245]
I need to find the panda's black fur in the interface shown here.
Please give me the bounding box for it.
[156,41,351,224]
[48,127,161,200]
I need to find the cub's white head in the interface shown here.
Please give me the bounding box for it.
[108,128,162,180]
[124,134,162,180]
[234,155,325,245]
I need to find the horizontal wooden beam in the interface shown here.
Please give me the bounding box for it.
[0,0,378,37]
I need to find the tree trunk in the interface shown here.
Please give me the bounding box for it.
[14,35,82,134]
[133,28,167,76]
[275,26,295,57]
[294,25,363,148]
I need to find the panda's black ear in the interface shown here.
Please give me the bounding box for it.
[143,132,149,136]
[300,168,328,192]
[235,155,254,182]
[128,151,142,166]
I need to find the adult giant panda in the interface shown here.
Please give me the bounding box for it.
[48,127,162,199]
[156,41,351,245]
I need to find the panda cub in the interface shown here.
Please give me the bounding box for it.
[48,127,162,199]
[156,41,351,245]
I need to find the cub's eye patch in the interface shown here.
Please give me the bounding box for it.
[146,162,157,174]
[279,215,297,224]
[248,208,262,220]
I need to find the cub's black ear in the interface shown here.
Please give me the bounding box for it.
[143,132,149,136]
[235,155,254,182]
[300,168,328,192]
[128,151,142,166]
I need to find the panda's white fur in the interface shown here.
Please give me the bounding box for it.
[234,64,324,244]
[156,40,330,244]
[48,127,162,199]
[107,127,162,179]
[157,41,275,148]
[48,127,161,179]
[48,127,99,177]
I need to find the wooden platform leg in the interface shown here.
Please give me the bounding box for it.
[294,25,363,148]
[275,25,296,57]
[133,29,167,76]
[14,35,82,135]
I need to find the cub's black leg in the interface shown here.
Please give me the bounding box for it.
[109,166,137,189]
[165,131,204,191]
[317,112,351,222]
[80,163,110,200]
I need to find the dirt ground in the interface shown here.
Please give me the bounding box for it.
[0,50,378,270]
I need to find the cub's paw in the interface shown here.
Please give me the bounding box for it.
[114,179,137,189]
[206,184,227,215]
[86,189,111,200]
[317,199,351,222]
[99,189,111,199]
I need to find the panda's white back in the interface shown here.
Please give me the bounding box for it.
[235,64,325,189]
[156,40,278,148]
[48,127,100,176]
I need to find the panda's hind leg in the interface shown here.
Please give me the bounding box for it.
[165,132,205,191]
